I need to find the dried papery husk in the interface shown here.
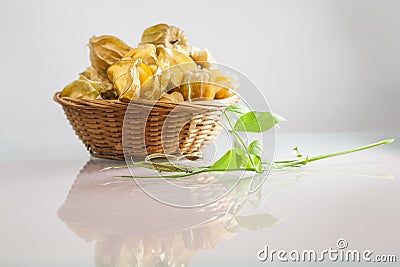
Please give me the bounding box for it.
[61,28,228,102]
[149,73,169,100]
[89,35,131,78]
[80,66,109,83]
[122,44,157,66]
[209,69,239,99]
[180,69,217,100]
[107,59,141,102]
[213,80,234,99]
[159,91,184,103]
[140,24,191,55]
[60,80,100,100]
[80,67,113,91]
[108,45,160,100]
[107,59,155,101]
[157,47,197,88]
[79,66,116,99]
[100,90,118,100]
[147,64,158,74]
[190,47,216,69]
[138,72,169,100]
[79,75,113,94]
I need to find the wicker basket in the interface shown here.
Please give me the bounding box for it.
[54,93,238,160]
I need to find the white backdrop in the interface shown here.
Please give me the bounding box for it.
[1,0,399,160]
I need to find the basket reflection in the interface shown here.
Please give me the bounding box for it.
[58,159,279,266]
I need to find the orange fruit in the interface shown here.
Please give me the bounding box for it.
[137,63,154,96]
[138,63,153,85]
[215,87,233,99]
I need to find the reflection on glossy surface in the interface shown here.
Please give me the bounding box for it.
[58,160,279,266]
[1,133,399,266]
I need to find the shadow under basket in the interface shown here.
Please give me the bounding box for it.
[54,92,238,160]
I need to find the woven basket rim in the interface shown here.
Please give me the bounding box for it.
[54,92,239,109]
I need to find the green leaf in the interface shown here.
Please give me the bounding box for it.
[225,103,250,115]
[233,137,243,149]
[303,156,309,165]
[245,155,263,173]
[209,148,247,170]
[235,213,279,231]
[246,140,264,173]
[292,147,303,158]
[248,140,263,159]
[234,111,286,132]
[228,130,244,149]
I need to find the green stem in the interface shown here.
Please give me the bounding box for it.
[223,112,256,168]
[108,139,394,179]
[102,161,189,172]
[114,167,257,179]
[273,139,394,168]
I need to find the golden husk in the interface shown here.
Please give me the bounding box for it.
[60,80,100,100]
[190,47,216,69]
[61,25,238,102]
[159,91,185,103]
[179,69,217,100]
[107,59,141,102]
[79,67,117,99]
[122,44,157,65]
[89,35,131,78]
[157,47,197,87]
[140,24,191,55]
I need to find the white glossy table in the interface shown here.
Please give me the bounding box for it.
[1,133,399,266]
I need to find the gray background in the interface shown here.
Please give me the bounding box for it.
[1,0,399,160]
[0,1,399,265]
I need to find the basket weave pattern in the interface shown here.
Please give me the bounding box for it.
[54,93,236,160]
